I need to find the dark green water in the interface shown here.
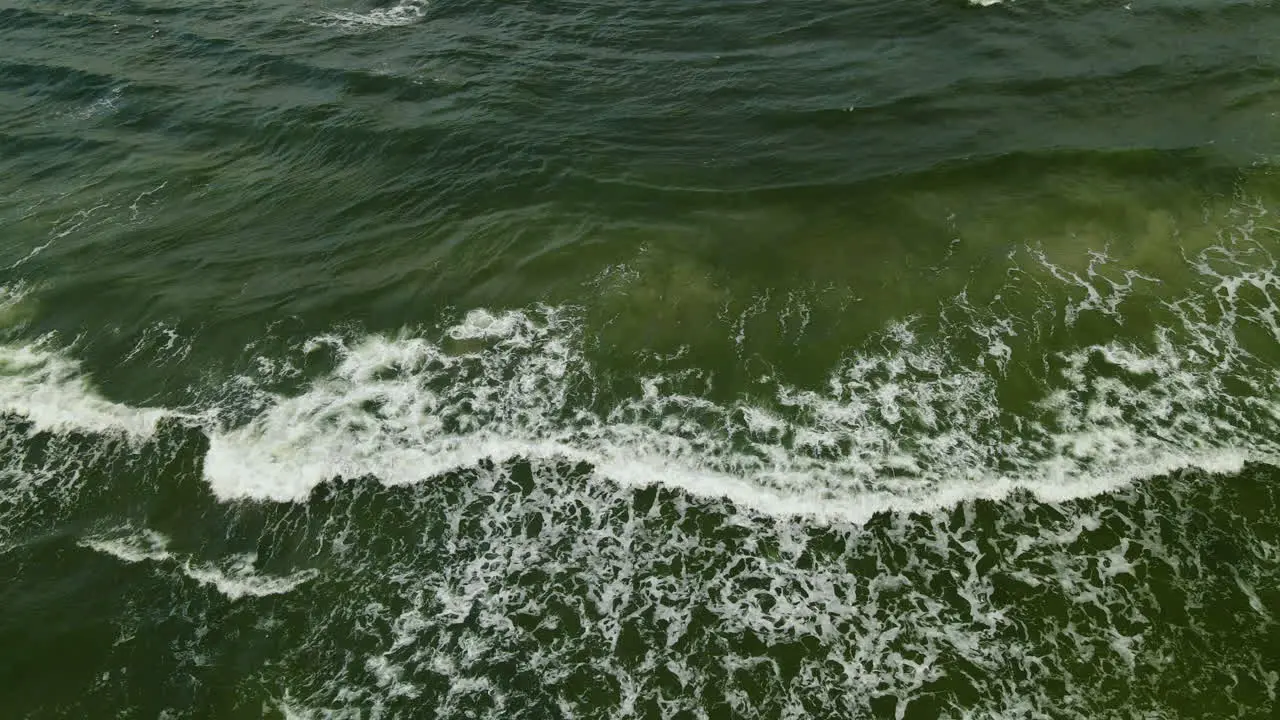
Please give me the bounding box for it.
[3,0,1280,717]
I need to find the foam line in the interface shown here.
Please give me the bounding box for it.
[80,528,319,601]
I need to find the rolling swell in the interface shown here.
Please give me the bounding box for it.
[4,1,1277,199]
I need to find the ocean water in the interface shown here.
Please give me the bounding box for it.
[2,0,1279,717]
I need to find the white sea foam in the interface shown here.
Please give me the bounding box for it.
[310,0,429,31]
[183,554,320,601]
[80,528,171,563]
[268,443,1275,719]
[80,527,319,600]
[0,337,168,441]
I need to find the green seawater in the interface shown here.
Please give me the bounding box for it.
[2,0,1280,717]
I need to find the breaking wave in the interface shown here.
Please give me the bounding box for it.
[4,224,1280,524]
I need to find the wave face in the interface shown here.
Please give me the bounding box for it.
[3,0,1280,717]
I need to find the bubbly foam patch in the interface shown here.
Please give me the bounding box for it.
[80,527,319,600]
[310,0,429,31]
[254,458,1279,718]
[0,337,168,440]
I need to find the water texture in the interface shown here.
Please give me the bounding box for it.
[2,1,1279,718]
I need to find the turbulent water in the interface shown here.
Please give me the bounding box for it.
[3,0,1280,717]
